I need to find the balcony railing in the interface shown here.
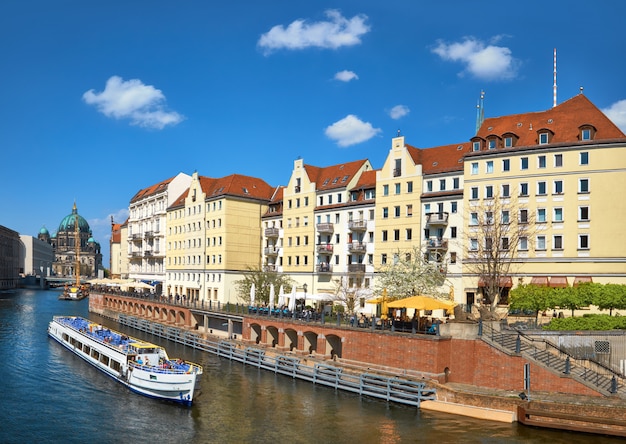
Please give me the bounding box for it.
[316,263,333,273]
[264,246,279,256]
[316,244,334,253]
[265,227,280,238]
[316,223,334,233]
[130,251,142,258]
[144,231,154,239]
[426,212,449,225]
[144,250,152,257]
[348,264,366,273]
[426,238,448,250]
[131,233,142,241]
[264,264,277,272]
[347,242,366,253]
[348,219,367,231]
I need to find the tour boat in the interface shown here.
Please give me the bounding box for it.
[48,316,203,405]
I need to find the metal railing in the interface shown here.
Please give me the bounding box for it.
[116,315,436,409]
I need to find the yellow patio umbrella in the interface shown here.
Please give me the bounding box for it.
[387,295,456,314]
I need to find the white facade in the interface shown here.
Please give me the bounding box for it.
[20,235,54,276]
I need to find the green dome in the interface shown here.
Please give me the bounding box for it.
[39,226,49,235]
[58,204,90,233]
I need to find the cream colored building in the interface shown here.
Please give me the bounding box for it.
[166,172,275,303]
[127,172,192,292]
[462,93,626,306]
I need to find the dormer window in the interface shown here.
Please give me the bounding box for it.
[504,137,513,147]
[539,132,549,145]
[472,141,481,151]
[488,139,497,150]
[581,129,591,140]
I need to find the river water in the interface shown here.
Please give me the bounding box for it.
[0,288,619,444]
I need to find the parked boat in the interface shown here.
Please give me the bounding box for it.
[48,316,203,405]
[59,283,88,300]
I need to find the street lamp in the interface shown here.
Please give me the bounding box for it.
[303,283,308,311]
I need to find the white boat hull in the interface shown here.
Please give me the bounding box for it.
[48,316,201,405]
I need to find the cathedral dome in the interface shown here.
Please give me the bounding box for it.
[58,203,90,233]
[39,226,49,235]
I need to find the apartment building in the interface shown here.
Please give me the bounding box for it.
[127,172,192,293]
[166,172,275,302]
[462,93,626,306]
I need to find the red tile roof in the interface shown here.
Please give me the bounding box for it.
[304,159,370,191]
[475,94,626,148]
[130,176,175,203]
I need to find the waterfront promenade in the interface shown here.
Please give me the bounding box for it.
[89,290,626,437]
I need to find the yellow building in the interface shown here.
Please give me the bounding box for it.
[166,172,275,303]
[462,93,626,306]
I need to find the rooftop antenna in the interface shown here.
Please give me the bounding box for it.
[553,48,557,108]
[475,90,485,134]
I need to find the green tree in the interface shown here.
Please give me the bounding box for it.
[234,266,294,305]
[592,283,626,315]
[509,284,553,323]
[374,246,447,300]
[552,285,592,317]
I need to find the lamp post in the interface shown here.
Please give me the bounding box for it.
[303,283,308,311]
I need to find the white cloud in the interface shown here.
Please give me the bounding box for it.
[258,9,370,54]
[389,105,410,120]
[334,70,359,82]
[325,114,381,147]
[432,37,519,81]
[602,99,626,133]
[83,76,184,129]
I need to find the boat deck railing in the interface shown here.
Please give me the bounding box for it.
[116,314,436,408]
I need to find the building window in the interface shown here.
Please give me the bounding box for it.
[383,185,389,196]
[471,162,479,175]
[553,208,563,222]
[579,206,589,221]
[382,230,388,242]
[427,180,433,192]
[453,177,460,189]
[470,238,478,251]
[501,237,509,250]
[536,236,546,250]
[580,152,589,165]
[394,206,401,217]
[537,181,546,195]
[382,207,388,218]
[553,235,563,250]
[519,209,528,224]
[519,237,528,251]
[501,210,510,224]
[395,183,401,194]
[504,137,513,147]
[451,227,457,238]
[381,254,387,265]
[394,230,400,241]
[538,155,546,168]
[579,234,589,250]
[521,157,528,170]
[471,187,479,199]
[485,185,493,199]
[406,204,413,217]
[472,141,481,151]
[554,154,563,167]
[407,181,413,193]
[440,179,446,191]
[406,228,412,240]
[537,208,546,223]
[488,139,497,149]
[486,161,494,174]
[539,133,549,144]
[451,202,457,213]
[450,252,457,264]
[581,129,591,140]
[553,180,563,194]
[502,159,510,172]
[579,178,590,193]
[520,183,528,196]
[501,184,510,197]
[470,212,478,225]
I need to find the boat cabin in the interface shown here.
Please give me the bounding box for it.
[127,342,165,366]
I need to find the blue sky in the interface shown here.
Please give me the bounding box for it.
[2,1,626,268]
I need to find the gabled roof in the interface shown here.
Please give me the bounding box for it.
[130,176,175,203]
[475,94,626,147]
[304,159,370,191]
[350,169,378,190]
[421,142,469,174]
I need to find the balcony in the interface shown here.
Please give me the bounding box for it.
[316,244,334,254]
[264,264,277,272]
[347,242,366,253]
[264,246,279,256]
[144,231,154,239]
[265,227,280,238]
[348,219,367,231]
[131,233,142,242]
[144,250,152,257]
[426,212,449,225]
[316,223,334,234]
[129,251,142,258]
[316,263,333,274]
[426,238,448,250]
[348,264,366,273]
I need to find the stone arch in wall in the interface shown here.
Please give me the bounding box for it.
[284,328,298,351]
[266,326,279,348]
[303,331,318,354]
[324,334,342,358]
[250,324,262,344]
